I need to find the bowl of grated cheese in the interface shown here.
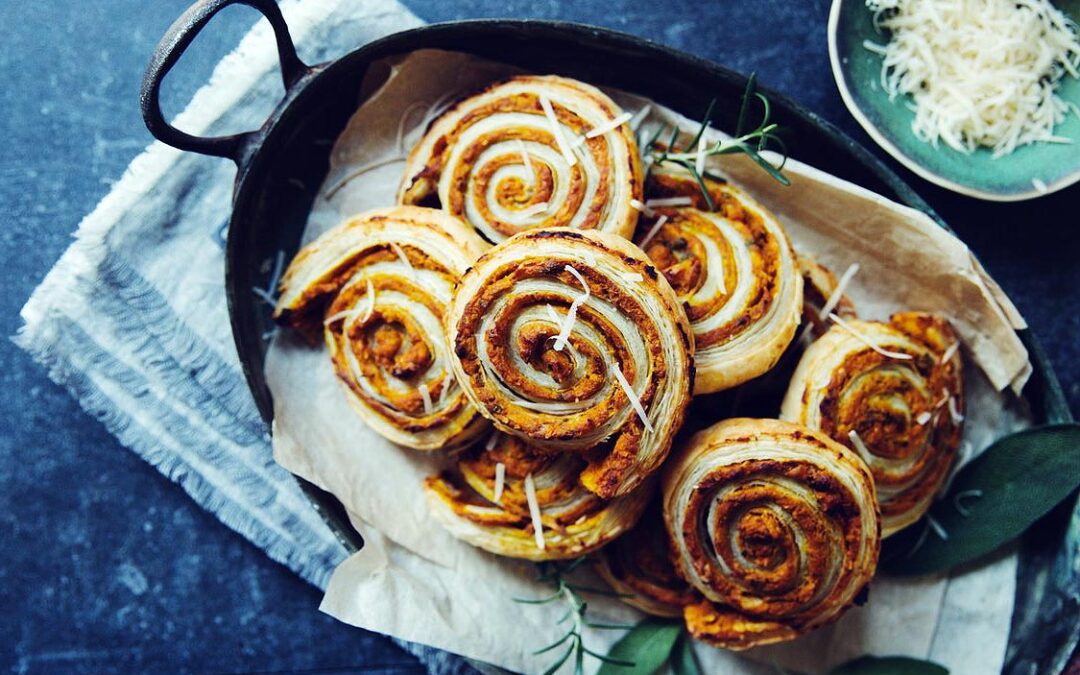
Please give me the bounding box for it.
[828,0,1080,201]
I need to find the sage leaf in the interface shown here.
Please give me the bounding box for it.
[596,619,681,675]
[830,655,948,675]
[882,424,1080,576]
[670,634,701,675]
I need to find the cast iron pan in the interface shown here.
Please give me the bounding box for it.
[141,1,1077,672]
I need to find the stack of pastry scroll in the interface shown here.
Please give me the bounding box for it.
[273,75,965,651]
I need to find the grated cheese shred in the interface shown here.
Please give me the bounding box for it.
[948,396,965,424]
[612,362,655,433]
[418,383,433,415]
[553,265,590,352]
[585,111,633,138]
[864,0,1080,158]
[524,473,546,550]
[941,341,960,365]
[390,242,414,270]
[848,429,873,461]
[493,462,506,504]
[539,96,578,167]
[630,198,656,217]
[638,214,669,249]
[646,196,693,208]
[515,140,535,183]
[518,202,550,218]
[829,313,914,360]
[629,105,652,131]
[818,263,860,319]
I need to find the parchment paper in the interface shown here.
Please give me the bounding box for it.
[267,50,1033,675]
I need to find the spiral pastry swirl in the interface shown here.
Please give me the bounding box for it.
[637,167,802,394]
[398,75,643,244]
[662,418,880,650]
[424,433,649,560]
[446,228,694,499]
[781,312,964,536]
[596,505,698,618]
[274,206,490,451]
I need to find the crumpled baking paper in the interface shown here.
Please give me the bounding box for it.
[267,50,1032,675]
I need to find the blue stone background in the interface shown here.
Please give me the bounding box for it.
[1,0,1076,672]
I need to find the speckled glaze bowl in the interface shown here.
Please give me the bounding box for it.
[828,0,1080,201]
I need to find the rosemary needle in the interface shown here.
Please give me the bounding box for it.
[643,73,790,208]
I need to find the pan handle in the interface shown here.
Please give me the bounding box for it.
[140,0,309,163]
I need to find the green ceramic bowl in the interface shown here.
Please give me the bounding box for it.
[828,0,1080,201]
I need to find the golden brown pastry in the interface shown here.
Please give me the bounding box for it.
[798,255,857,338]
[781,312,964,536]
[398,75,643,244]
[662,418,881,650]
[446,227,694,499]
[274,206,490,451]
[424,432,649,560]
[596,505,698,618]
[637,166,802,394]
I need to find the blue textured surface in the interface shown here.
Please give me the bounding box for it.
[2,0,1076,673]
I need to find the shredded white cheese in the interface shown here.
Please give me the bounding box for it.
[585,111,633,138]
[438,375,454,407]
[390,242,414,270]
[926,513,950,541]
[817,263,860,319]
[418,383,433,415]
[630,198,656,217]
[518,202,550,218]
[953,488,984,516]
[848,429,873,462]
[829,313,914,360]
[553,265,590,352]
[865,0,1080,157]
[493,462,506,504]
[646,196,693,208]
[524,473,546,550]
[915,411,933,426]
[539,96,577,167]
[629,105,652,131]
[485,431,501,452]
[545,304,561,323]
[515,140,535,183]
[323,280,376,326]
[941,341,960,365]
[948,396,965,424]
[638,214,669,249]
[612,362,654,433]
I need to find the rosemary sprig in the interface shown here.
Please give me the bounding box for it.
[515,558,636,674]
[642,72,790,209]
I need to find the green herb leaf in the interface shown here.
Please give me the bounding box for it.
[735,73,758,137]
[882,424,1080,576]
[829,655,948,675]
[542,644,574,675]
[596,619,681,675]
[670,634,701,675]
